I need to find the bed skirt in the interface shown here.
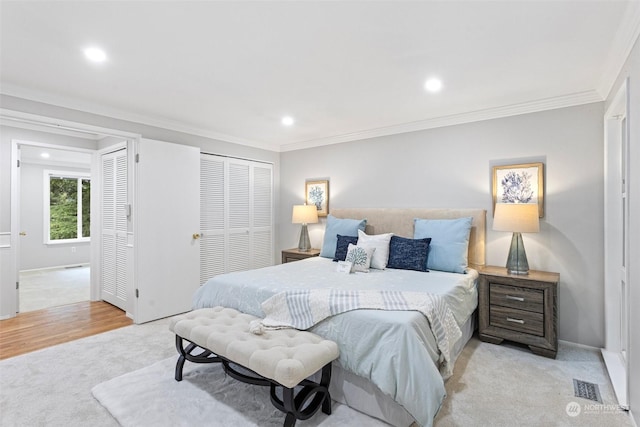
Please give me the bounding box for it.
[328,313,476,426]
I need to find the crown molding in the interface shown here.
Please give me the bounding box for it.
[0,117,103,140]
[4,85,602,154]
[597,0,640,99]
[279,90,603,152]
[1,85,281,153]
[0,109,141,140]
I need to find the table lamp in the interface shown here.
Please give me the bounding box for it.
[292,204,318,252]
[493,203,540,275]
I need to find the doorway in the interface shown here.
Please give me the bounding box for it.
[19,267,90,312]
[15,143,94,313]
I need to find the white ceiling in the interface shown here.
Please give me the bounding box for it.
[1,1,639,152]
[20,145,92,168]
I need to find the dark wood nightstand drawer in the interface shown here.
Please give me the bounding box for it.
[490,284,543,313]
[479,266,559,358]
[490,305,544,336]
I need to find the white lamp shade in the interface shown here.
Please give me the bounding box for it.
[493,203,540,233]
[292,205,318,224]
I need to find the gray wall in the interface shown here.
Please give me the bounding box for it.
[280,102,605,348]
[607,35,639,426]
[0,96,281,318]
[19,162,91,270]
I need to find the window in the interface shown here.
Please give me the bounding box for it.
[44,170,91,243]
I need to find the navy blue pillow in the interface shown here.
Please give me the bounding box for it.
[333,234,359,261]
[387,236,432,272]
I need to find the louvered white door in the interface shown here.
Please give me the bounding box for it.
[200,155,226,284]
[251,163,273,269]
[199,155,273,283]
[101,148,127,310]
[228,161,251,272]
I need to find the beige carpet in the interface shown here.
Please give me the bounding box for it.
[0,318,633,427]
[19,266,90,312]
[435,338,632,426]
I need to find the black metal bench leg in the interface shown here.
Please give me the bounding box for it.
[174,335,219,381]
[175,335,187,381]
[283,387,297,427]
[320,363,332,415]
[284,412,296,427]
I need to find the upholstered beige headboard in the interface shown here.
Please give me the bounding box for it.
[331,208,486,267]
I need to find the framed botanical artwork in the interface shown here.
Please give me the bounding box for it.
[492,162,544,217]
[305,180,329,217]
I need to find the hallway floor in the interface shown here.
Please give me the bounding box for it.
[19,266,90,312]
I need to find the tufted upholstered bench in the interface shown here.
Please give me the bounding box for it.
[169,307,340,427]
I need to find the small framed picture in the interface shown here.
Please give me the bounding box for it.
[305,180,329,217]
[492,162,544,217]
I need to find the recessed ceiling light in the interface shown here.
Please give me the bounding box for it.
[84,47,107,63]
[281,116,294,126]
[41,152,50,159]
[424,78,443,93]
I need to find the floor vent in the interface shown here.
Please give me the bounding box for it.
[573,379,602,403]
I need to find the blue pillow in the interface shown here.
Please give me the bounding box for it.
[387,236,431,272]
[320,215,367,258]
[333,234,359,261]
[414,217,473,273]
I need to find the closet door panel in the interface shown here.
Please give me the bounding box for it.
[200,156,226,283]
[100,149,127,310]
[199,155,273,281]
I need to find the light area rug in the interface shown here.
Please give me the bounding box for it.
[92,357,388,427]
[1,314,635,427]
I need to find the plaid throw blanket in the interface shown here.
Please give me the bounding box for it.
[251,289,462,375]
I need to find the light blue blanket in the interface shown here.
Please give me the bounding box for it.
[253,289,462,377]
[192,257,478,427]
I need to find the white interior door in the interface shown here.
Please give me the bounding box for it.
[135,139,200,323]
[603,78,630,409]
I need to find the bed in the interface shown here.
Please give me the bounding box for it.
[192,208,486,427]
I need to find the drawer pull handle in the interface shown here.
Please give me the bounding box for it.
[506,317,525,324]
[506,295,525,302]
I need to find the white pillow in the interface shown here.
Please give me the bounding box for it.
[357,229,393,269]
[345,244,376,273]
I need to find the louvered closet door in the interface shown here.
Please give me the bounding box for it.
[227,160,251,273]
[199,155,273,283]
[101,148,127,310]
[200,155,226,284]
[251,164,273,269]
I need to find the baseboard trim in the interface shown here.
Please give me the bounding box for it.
[558,339,601,351]
[601,349,629,409]
[20,263,90,273]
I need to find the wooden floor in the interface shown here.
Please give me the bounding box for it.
[0,301,132,360]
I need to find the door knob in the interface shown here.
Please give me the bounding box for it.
[192,233,201,240]
[19,231,26,236]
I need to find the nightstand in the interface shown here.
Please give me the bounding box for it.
[281,248,321,264]
[478,266,559,358]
